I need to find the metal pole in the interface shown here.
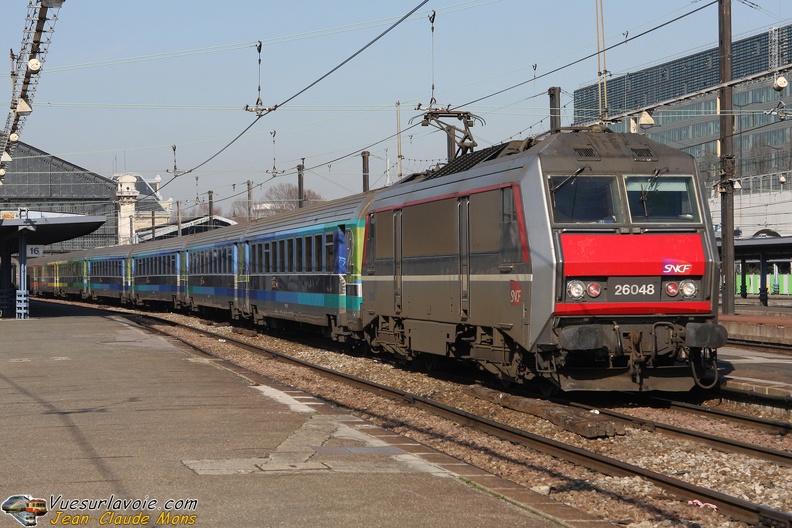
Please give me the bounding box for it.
[247,180,253,221]
[396,102,403,180]
[208,190,214,226]
[548,86,561,133]
[177,201,182,237]
[719,0,735,315]
[297,162,305,208]
[17,229,28,319]
[361,151,370,192]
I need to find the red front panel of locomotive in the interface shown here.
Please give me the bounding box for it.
[555,232,713,316]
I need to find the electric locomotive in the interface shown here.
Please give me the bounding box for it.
[358,127,727,392]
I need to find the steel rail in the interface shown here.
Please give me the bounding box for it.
[651,396,792,434]
[567,401,792,467]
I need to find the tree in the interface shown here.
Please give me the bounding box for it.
[259,183,323,215]
[227,199,251,223]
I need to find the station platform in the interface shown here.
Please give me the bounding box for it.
[0,301,602,528]
[716,299,792,400]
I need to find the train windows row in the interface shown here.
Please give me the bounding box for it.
[135,254,178,276]
[190,247,233,275]
[249,232,337,274]
[61,261,83,277]
[91,260,123,277]
[54,230,346,279]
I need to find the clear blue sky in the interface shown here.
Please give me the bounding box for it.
[1,0,791,216]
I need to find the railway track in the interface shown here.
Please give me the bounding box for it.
[561,398,792,467]
[128,311,792,527]
[644,396,792,435]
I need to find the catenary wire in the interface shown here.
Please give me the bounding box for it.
[159,0,429,193]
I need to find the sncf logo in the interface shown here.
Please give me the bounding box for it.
[662,259,693,275]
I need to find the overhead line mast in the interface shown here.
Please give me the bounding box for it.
[0,0,65,184]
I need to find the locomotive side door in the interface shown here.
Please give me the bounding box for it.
[393,210,402,313]
[459,198,470,319]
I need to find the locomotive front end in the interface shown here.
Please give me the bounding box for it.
[535,131,727,391]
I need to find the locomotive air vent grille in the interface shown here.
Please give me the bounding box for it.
[573,146,600,160]
[630,147,657,161]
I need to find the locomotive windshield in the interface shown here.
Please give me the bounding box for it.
[549,173,702,225]
[625,174,701,223]
[549,175,622,223]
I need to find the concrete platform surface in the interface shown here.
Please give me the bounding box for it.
[0,301,604,528]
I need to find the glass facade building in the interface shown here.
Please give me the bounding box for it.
[574,24,792,195]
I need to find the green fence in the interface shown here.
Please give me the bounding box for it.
[736,274,791,295]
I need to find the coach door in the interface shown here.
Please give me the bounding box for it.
[240,243,250,315]
[459,198,470,318]
[393,210,402,313]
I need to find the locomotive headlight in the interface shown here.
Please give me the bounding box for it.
[665,282,680,297]
[587,282,602,298]
[679,280,697,298]
[567,280,586,300]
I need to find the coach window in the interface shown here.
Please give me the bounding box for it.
[278,239,286,272]
[287,238,294,272]
[305,235,313,272]
[264,242,271,273]
[305,235,316,273]
[255,243,261,274]
[314,234,323,272]
[296,237,304,272]
[345,228,354,274]
[364,214,376,271]
[325,232,334,273]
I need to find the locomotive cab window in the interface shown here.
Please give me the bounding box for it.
[625,174,701,223]
[549,174,622,224]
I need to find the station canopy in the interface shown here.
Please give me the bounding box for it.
[0,209,105,248]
